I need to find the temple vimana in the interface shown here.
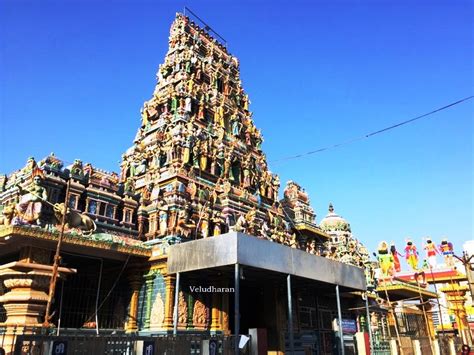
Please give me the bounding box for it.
[0,12,471,355]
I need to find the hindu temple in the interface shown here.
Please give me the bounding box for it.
[0,12,471,355]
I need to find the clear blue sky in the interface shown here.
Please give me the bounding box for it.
[1,0,472,262]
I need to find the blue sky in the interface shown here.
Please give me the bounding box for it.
[1,0,472,263]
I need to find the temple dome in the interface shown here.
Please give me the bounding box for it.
[319,203,351,232]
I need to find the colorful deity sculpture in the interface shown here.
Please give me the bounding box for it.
[390,243,403,272]
[13,169,48,226]
[377,241,394,277]
[404,240,419,271]
[423,237,439,268]
[439,238,455,267]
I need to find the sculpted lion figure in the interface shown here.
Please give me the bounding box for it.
[0,205,15,226]
[53,203,96,236]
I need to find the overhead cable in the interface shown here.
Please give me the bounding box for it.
[271,95,474,163]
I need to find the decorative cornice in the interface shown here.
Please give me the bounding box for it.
[0,226,152,258]
[377,283,437,298]
[293,223,329,238]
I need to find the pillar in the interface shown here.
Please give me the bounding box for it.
[210,291,221,332]
[234,264,240,355]
[364,293,373,351]
[0,246,75,327]
[187,293,194,330]
[335,284,345,355]
[163,273,176,330]
[125,272,142,332]
[274,282,285,354]
[0,247,74,354]
[137,204,148,241]
[143,270,156,329]
[221,291,230,335]
[172,272,180,335]
[440,283,471,344]
[287,275,294,355]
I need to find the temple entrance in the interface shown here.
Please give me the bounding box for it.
[240,282,265,333]
[233,268,287,353]
[53,253,132,331]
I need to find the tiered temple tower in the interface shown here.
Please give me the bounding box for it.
[119,14,314,247]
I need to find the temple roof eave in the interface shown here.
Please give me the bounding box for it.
[293,223,330,239]
[376,282,438,302]
[0,226,152,259]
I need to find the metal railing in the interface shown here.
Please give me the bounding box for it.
[0,327,248,355]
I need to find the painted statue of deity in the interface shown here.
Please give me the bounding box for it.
[214,104,225,127]
[242,157,251,188]
[423,237,439,268]
[327,246,338,260]
[245,207,257,235]
[158,200,169,236]
[233,213,247,233]
[199,143,208,171]
[377,241,394,277]
[223,155,232,180]
[199,210,210,239]
[211,210,222,236]
[230,115,242,137]
[307,239,318,255]
[288,233,298,249]
[184,97,192,113]
[404,240,419,271]
[197,100,206,121]
[439,238,455,267]
[182,136,193,165]
[14,170,48,226]
[192,144,200,168]
[260,220,271,240]
[171,96,178,112]
[22,157,37,175]
[390,243,403,272]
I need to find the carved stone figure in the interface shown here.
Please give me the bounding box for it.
[245,207,257,235]
[211,210,222,236]
[233,214,247,233]
[199,210,210,238]
[158,201,169,236]
[178,291,187,326]
[53,203,97,236]
[0,205,15,226]
[14,173,48,225]
[260,221,271,240]
[423,238,439,268]
[150,292,165,330]
[193,299,207,329]
[124,177,135,194]
[377,241,394,277]
[176,204,195,238]
[439,238,455,267]
[404,240,419,271]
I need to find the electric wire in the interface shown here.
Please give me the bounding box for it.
[271,95,474,163]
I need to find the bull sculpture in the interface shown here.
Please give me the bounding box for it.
[53,203,96,236]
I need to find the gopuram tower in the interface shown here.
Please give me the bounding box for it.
[120,14,321,247]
